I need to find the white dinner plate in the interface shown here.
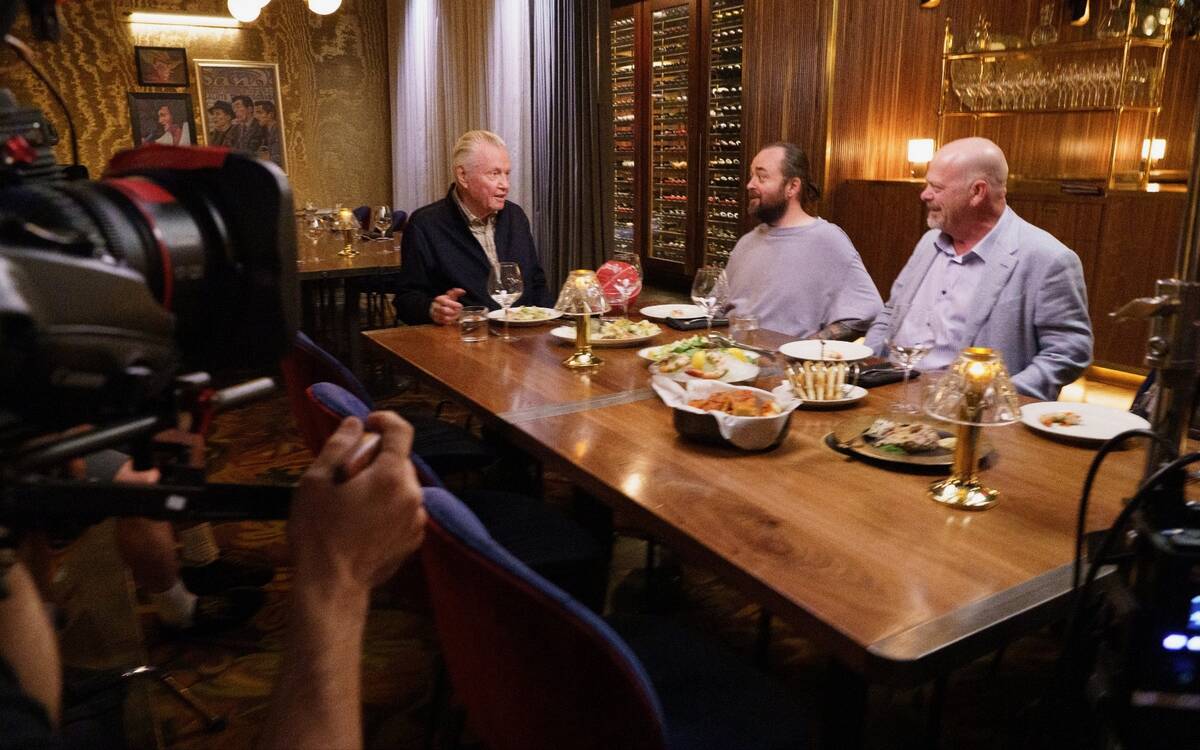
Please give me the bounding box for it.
[487,307,563,326]
[1020,401,1150,444]
[638,303,707,320]
[779,339,873,362]
[548,325,660,347]
[650,352,760,384]
[772,382,868,409]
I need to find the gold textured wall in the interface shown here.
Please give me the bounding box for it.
[0,0,391,207]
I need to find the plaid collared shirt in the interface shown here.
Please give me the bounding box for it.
[452,188,500,275]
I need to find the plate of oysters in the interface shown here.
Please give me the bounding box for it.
[827,414,993,467]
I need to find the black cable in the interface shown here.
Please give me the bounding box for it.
[1072,428,1178,590]
[3,33,79,167]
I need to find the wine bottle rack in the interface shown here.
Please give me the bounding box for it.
[703,0,743,266]
[649,3,691,265]
[610,12,636,255]
[606,0,745,283]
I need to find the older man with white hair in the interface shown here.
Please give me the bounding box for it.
[864,137,1093,400]
[393,130,552,325]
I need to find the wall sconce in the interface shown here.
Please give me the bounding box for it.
[907,138,936,179]
[125,11,243,28]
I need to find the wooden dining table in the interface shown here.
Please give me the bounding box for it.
[297,232,401,370]
[364,319,1143,696]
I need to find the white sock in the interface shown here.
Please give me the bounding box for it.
[179,524,220,567]
[148,579,198,628]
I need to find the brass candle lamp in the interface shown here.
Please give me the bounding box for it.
[554,269,611,369]
[924,347,1021,510]
[334,206,359,257]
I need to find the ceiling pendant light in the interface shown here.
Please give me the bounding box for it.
[308,0,342,15]
[227,0,262,23]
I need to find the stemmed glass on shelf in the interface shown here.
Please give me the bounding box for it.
[885,302,934,414]
[611,251,643,317]
[488,261,524,342]
[690,265,729,341]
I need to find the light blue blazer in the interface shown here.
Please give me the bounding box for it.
[864,209,1093,401]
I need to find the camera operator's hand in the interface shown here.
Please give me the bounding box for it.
[288,411,425,589]
[263,411,425,750]
[429,287,466,326]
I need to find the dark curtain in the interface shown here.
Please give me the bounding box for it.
[530,0,611,291]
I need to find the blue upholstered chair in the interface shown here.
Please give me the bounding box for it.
[420,486,812,750]
[352,204,407,235]
[302,382,610,610]
[281,331,496,478]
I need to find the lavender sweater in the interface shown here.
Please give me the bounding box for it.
[724,218,882,338]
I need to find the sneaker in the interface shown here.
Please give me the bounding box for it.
[180,551,275,595]
[181,587,265,635]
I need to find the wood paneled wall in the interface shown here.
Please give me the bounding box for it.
[741,0,830,198]
[0,0,391,207]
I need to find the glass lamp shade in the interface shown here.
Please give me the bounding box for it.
[924,347,1022,426]
[554,269,612,317]
[227,0,261,22]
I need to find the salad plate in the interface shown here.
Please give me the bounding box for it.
[639,304,707,320]
[548,318,661,347]
[487,306,563,326]
[779,339,873,362]
[638,335,759,363]
[1020,401,1148,444]
[649,349,760,384]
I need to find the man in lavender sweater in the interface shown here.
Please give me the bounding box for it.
[724,142,882,340]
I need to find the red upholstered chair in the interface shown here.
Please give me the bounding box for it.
[299,382,610,610]
[280,331,495,476]
[421,486,812,750]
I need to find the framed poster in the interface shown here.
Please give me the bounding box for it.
[194,59,287,172]
[135,46,188,87]
[127,92,195,147]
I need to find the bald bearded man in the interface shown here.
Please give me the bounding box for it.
[864,137,1092,400]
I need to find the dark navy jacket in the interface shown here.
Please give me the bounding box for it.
[392,186,552,325]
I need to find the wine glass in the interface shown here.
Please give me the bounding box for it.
[488,261,524,342]
[297,215,324,264]
[611,251,642,317]
[690,265,729,341]
[885,303,934,414]
[372,205,392,238]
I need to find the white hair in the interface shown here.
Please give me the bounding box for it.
[451,130,507,174]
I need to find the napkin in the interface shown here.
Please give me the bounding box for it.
[857,364,921,389]
[664,317,729,331]
[651,376,800,450]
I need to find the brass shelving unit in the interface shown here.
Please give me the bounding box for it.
[937,8,1173,188]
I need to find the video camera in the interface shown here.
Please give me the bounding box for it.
[0,0,298,532]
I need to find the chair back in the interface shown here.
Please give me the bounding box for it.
[389,209,407,235]
[352,204,371,232]
[305,382,443,487]
[280,332,374,454]
[421,488,667,750]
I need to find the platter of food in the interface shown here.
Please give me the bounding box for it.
[779,339,873,362]
[637,335,759,363]
[1019,401,1149,443]
[638,303,708,321]
[548,318,662,347]
[488,306,563,325]
[828,414,992,467]
[650,349,760,384]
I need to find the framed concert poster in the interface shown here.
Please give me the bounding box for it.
[194,59,287,172]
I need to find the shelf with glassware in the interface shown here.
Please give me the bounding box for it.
[936,9,1173,189]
